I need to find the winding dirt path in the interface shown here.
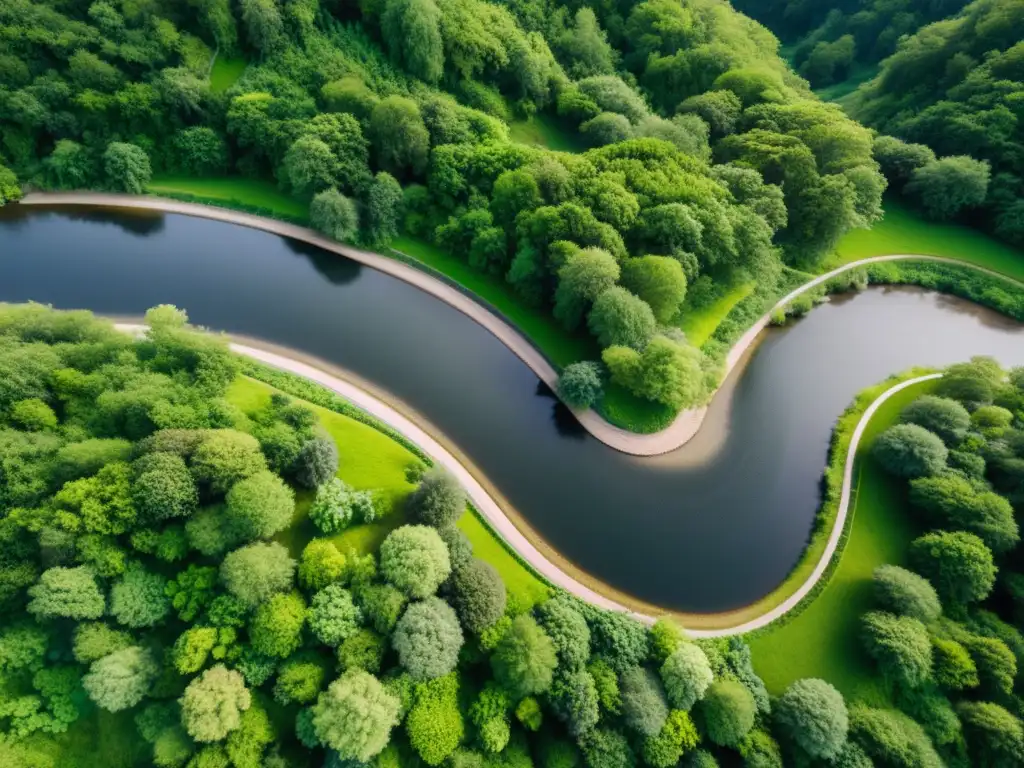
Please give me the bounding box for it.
[20,192,1016,456]
[116,320,937,635]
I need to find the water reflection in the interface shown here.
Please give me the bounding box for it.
[284,238,362,285]
[2,207,1022,613]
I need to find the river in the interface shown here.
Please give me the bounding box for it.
[2,206,1022,613]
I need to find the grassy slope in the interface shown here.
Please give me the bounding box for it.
[209,57,247,93]
[748,379,936,703]
[826,197,1024,283]
[226,376,550,609]
[146,176,309,221]
[392,235,598,368]
[678,282,755,347]
[508,114,584,153]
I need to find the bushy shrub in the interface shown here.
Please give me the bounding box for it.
[308,584,362,646]
[407,468,466,528]
[191,430,266,494]
[220,542,296,608]
[660,643,713,711]
[405,673,464,765]
[699,680,756,747]
[132,452,198,523]
[860,611,933,688]
[450,558,506,634]
[83,646,159,712]
[250,591,306,658]
[109,563,170,628]
[872,424,948,478]
[773,678,848,760]
[392,597,463,680]
[872,564,942,622]
[620,666,669,737]
[224,470,295,541]
[295,436,339,489]
[379,525,451,599]
[558,362,604,408]
[298,538,347,591]
[909,531,996,606]
[492,615,558,698]
[180,665,251,743]
[536,596,591,670]
[901,396,971,445]
[27,566,105,621]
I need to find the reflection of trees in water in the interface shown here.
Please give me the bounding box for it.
[284,237,362,285]
[60,207,167,237]
[535,381,587,440]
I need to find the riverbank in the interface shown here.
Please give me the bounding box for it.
[19,192,1023,459]
[114,320,946,635]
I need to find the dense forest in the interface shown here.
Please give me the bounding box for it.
[0,302,876,768]
[735,0,1024,248]
[0,0,886,417]
[859,358,1024,767]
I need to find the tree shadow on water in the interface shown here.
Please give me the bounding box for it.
[284,238,362,285]
[535,380,587,440]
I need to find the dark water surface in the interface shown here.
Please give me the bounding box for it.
[3,207,1023,613]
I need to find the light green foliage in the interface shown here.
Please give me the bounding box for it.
[72,622,131,665]
[909,531,996,605]
[554,247,620,331]
[166,564,218,622]
[27,566,105,621]
[603,335,708,410]
[408,468,466,528]
[299,538,348,591]
[181,665,251,743]
[642,710,699,768]
[339,628,387,673]
[620,666,669,736]
[311,188,360,242]
[931,636,978,691]
[11,398,58,431]
[557,362,604,409]
[660,643,712,711]
[83,646,159,712]
[103,142,151,194]
[909,475,1018,553]
[309,478,356,534]
[405,673,464,765]
[900,396,971,445]
[872,424,949,478]
[172,627,218,674]
[649,618,685,665]
[132,452,199,523]
[220,541,296,607]
[52,438,133,486]
[250,591,306,658]
[589,286,656,350]
[957,700,1024,767]
[548,667,600,736]
[0,163,23,205]
[0,622,49,672]
[226,700,275,767]
[358,583,408,634]
[224,470,294,541]
[773,678,848,760]
[860,611,933,688]
[872,564,942,622]
[392,596,464,680]
[492,614,557,698]
[274,653,328,706]
[536,595,591,670]
[110,563,170,628]
[311,670,400,762]
[191,430,266,494]
[906,157,991,221]
[516,696,542,731]
[308,584,363,646]
[380,525,451,598]
[621,257,687,323]
[54,461,136,535]
[699,679,756,747]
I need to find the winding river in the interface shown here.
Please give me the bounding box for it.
[2,206,1023,616]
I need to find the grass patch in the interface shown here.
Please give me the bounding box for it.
[392,235,597,367]
[678,282,755,347]
[209,56,247,93]
[828,197,1024,283]
[225,376,549,607]
[508,114,583,153]
[597,383,676,434]
[814,63,878,103]
[146,176,308,222]
[748,378,937,702]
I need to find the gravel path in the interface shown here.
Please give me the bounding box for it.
[20,192,1016,456]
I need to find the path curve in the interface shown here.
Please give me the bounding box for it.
[19,192,1016,457]
[116,320,939,636]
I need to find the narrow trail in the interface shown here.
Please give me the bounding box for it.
[20,192,1018,456]
[21,193,1012,633]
